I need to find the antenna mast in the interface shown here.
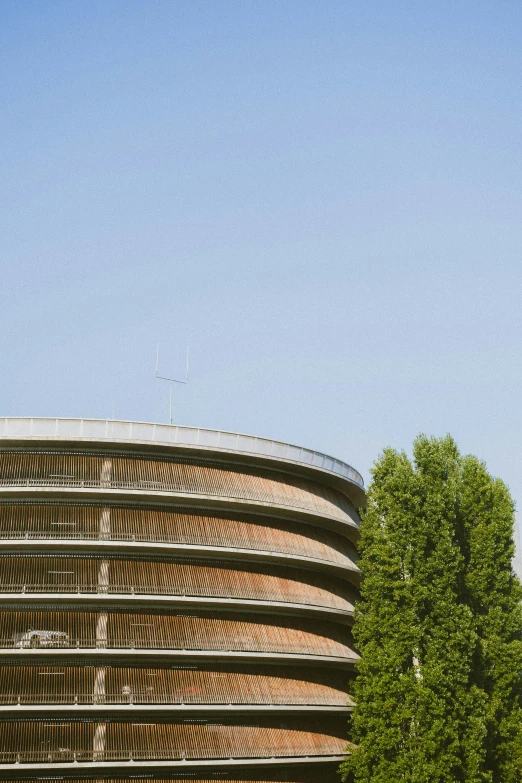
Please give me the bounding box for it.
[155,344,189,425]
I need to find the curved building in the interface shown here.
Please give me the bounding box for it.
[0,418,363,783]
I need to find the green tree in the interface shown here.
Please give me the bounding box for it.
[460,456,522,782]
[341,435,522,783]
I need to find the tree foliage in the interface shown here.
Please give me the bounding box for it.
[341,435,522,783]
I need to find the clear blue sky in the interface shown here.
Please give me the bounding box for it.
[1,1,521,502]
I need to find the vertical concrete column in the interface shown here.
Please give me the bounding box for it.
[93,722,106,760]
[99,507,111,540]
[100,459,112,487]
[96,611,108,648]
[93,666,106,704]
[98,559,110,594]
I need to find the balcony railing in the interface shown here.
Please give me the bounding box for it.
[0,584,353,614]
[0,477,354,524]
[0,692,347,706]
[0,637,356,658]
[0,746,345,764]
[0,530,357,570]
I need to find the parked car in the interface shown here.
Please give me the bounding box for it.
[13,629,69,648]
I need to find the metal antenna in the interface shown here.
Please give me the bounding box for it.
[155,344,189,425]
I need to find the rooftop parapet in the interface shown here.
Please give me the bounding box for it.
[0,418,364,498]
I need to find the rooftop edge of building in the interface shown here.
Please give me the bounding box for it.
[0,418,365,508]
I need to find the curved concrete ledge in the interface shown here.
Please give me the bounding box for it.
[0,417,364,502]
[0,703,352,717]
[0,648,358,669]
[0,755,346,774]
[0,538,360,584]
[0,486,359,539]
[0,594,354,624]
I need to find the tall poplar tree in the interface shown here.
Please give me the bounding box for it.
[460,456,522,781]
[341,435,522,783]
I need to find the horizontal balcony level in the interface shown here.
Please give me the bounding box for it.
[0,648,357,668]
[0,754,346,774]
[0,703,352,718]
[0,484,359,540]
[0,593,353,624]
[0,538,360,583]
